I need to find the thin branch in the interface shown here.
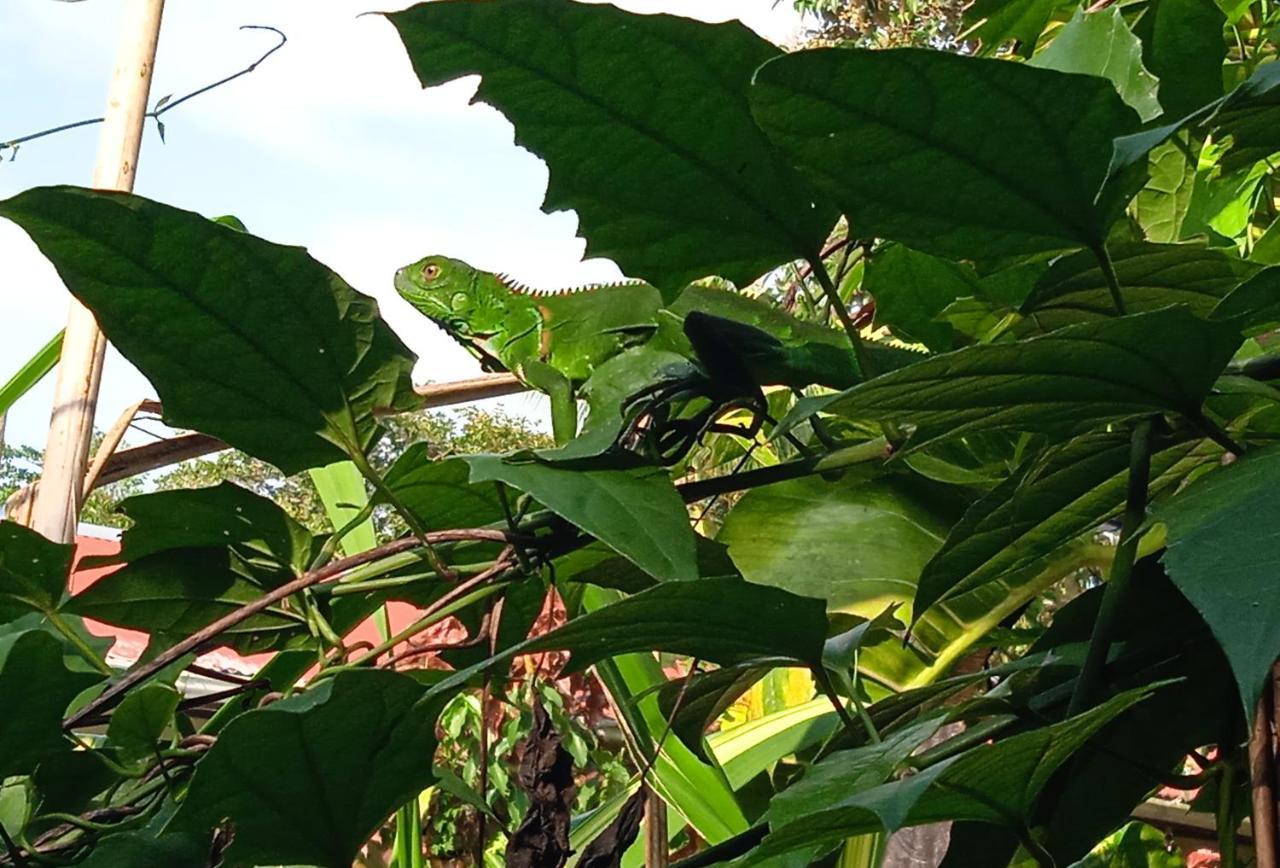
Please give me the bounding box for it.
[63,529,516,730]
[1,26,287,159]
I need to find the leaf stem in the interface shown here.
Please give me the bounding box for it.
[1092,243,1126,316]
[1065,417,1153,716]
[807,253,876,380]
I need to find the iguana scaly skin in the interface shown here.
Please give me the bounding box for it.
[394,254,898,445]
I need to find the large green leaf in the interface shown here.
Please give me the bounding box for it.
[465,455,697,581]
[103,482,315,577]
[745,689,1151,863]
[1030,7,1161,122]
[170,670,446,867]
[0,187,417,475]
[107,683,181,762]
[67,548,304,647]
[531,578,828,672]
[383,450,506,530]
[913,431,1217,619]
[820,307,1241,452]
[750,47,1139,260]
[429,577,829,697]
[719,475,957,619]
[0,330,62,418]
[1017,242,1252,331]
[387,0,834,294]
[0,521,73,622]
[715,472,1109,690]
[863,246,982,351]
[1133,0,1226,119]
[1156,443,1280,714]
[0,630,100,777]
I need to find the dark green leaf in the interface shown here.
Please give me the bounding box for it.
[657,663,770,758]
[915,431,1217,618]
[0,187,417,475]
[382,450,507,530]
[32,750,120,817]
[821,307,1241,452]
[170,670,446,867]
[0,630,100,777]
[78,833,209,868]
[104,482,315,576]
[751,48,1139,260]
[1156,443,1280,714]
[1017,243,1252,333]
[107,683,181,761]
[387,0,835,294]
[1211,265,1280,328]
[1134,0,1227,119]
[465,455,697,581]
[747,689,1151,863]
[430,578,829,698]
[67,548,303,646]
[1030,8,1161,122]
[1029,560,1234,863]
[0,521,72,621]
[863,245,980,351]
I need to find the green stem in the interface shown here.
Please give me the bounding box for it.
[1218,759,1239,868]
[1066,418,1153,717]
[325,561,491,597]
[1092,243,1126,316]
[45,610,112,675]
[814,668,865,743]
[849,651,881,744]
[343,582,508,670]
[349,450,451,577]
[807,253,876,380]
[678,438,889,503]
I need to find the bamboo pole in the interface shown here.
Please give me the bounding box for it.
[29,0,165,543]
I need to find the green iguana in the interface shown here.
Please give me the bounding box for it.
[393,254,900,447]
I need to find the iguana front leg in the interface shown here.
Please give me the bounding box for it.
[522,358,578,445]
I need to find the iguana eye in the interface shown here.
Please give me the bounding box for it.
[421,263,442,281]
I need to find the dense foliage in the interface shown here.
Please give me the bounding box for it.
[2,0,1280,865]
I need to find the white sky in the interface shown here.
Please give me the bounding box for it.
[0,0,800,450]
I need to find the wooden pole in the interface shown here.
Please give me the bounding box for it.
[29,0,165,543]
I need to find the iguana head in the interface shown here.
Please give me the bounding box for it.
[394,254,509,338]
